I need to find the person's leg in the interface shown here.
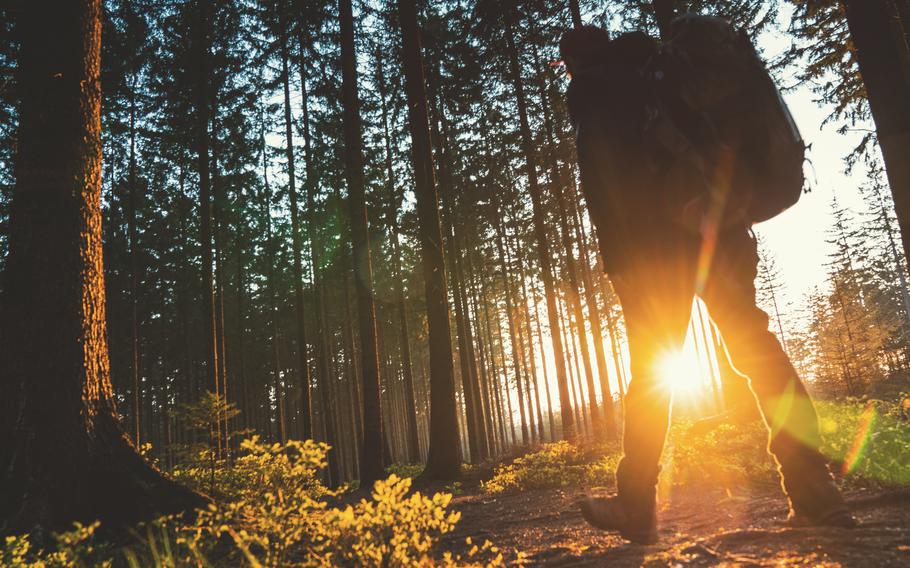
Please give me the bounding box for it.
[700,229,853,526]
[581,255,693,542]
[612,271,692,503]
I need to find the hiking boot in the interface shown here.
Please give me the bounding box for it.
[579,494,658,544]
[787,501,857,528]
[784,476,857,528]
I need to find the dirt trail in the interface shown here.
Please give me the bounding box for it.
[443,483,910,566]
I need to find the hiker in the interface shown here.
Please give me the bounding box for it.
[560,18,856,544]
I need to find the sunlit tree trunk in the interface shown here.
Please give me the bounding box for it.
[0,0,204,530]
[561,293,588,435]
[514,223,557,439]
[478,272,506,453]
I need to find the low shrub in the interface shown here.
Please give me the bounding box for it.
[481,441,620,495]
[385,462,425,479]
[1,438,511,568]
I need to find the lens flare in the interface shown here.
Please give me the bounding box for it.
[842,402,877,476]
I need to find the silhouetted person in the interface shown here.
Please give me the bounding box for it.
[560,24,855,544]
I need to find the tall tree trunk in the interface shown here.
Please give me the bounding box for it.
[492,311,518,445]
[195,0,219,408]
[568,0,582,28]
[375,44,421,465]
[567,186,617,436]
[340,0,384,485]
[439,152,484,462]
[127,84,141,447]
[493,205,530,445]
[843,0,910,267]
[465,250,497,453]
[536,67,604,439]
[398,0,462,478]
[260,106,287,443]
[505,220,547,441]
[234,217,249,454]
[428,65,487,463]
[280,22,313,440]
[505,8,575,440]
[211,109,228,456]
[0,0,204,530]
[477,273,506,453]
[334,179,362,470]
[297,26,340,480]
[561,293,588,435]
[528,273,558,438]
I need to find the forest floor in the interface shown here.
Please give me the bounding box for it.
[437,471,910,566]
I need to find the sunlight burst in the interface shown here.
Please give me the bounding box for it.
[657,349,704,396]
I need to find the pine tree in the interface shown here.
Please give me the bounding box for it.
[0,0,203,530]
[339,0,384,485]
[397,0,462,479]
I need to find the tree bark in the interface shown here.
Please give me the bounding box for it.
[0,0,204,531]
[843,0,910,266]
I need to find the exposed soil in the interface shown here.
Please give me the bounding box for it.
[442,482,910,566]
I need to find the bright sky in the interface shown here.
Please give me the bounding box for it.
[753,8,874,309]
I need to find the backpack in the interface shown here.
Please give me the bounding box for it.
[657,14,806,224]
[568,16,805,228]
